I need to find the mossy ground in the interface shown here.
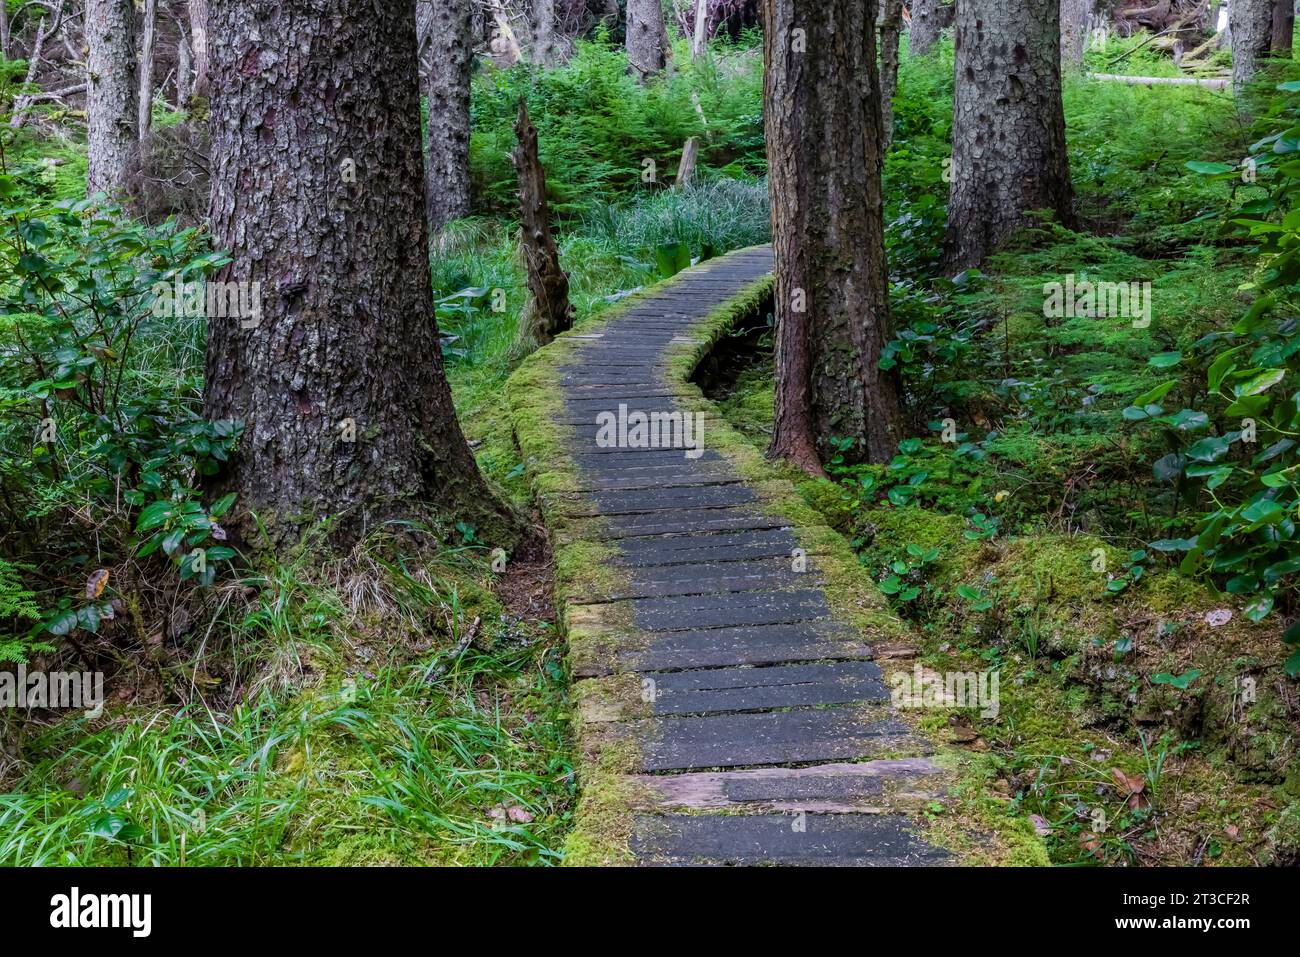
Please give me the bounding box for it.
[709,286,1300,869]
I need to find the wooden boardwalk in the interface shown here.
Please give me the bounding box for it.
[517,246,946,865]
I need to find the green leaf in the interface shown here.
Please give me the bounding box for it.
[1207,347,1245,393]
[1132,380,1177,407]
[1284,649,1300,678]
[1148,351,1182,369]
[1186,435,1236,463]
[1236,368,1287,397]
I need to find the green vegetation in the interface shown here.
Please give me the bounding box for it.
[706,59,1300,867]
[4,14,1299,871]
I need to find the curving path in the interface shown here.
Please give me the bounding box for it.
[514,246,947,865]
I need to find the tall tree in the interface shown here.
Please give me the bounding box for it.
[879,0,903,151]
[188,0,210,102]
[1232,0,1276,94]
[205,0,512,549]
[909,0,946,56]
[692,0,711,58]
[944,0,1075,270]
[85,0,138,197]
[176,15,192,110]
[765,0,901,472]
[531,0,571,66]
[1272,0,1294,55]
[627,0,668,80]
[138,0,158,139]
[418,0,474,231]
[1061,0,1096,67]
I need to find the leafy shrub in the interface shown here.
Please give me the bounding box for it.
[1162,80,1300,669]
[0,166,240,644]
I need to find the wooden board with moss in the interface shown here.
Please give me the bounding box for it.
[508,246,1050,866]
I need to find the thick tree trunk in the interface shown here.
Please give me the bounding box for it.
[531,0,571,66]
[1232,0,1275,94]
[764,0,901,472]
[944,0,1075,271]
[512,100,574,351]
[138,0,157,139]
[188,0,210,102]
[1271,0,1294,54]
[879,0,903,151]
[1061,0,1096,66]
[627,0,668,80]
[419,0,473,231]
[85,0,138,198]
[909,0,945,56]
[205,0,511,551]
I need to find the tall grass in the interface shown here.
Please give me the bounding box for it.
[0,529,572,866]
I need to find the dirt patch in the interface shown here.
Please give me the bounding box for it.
[495,524,557,626]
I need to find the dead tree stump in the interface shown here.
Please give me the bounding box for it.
[510,99,573,352]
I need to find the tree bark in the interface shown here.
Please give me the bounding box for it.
[1271,0,1294,54]
[764,0,902,472]
[138,0,158,139]
[85,0,139,198]
[188,0,210,102]
[676,135,699,186]
[531,0,571,66]
[944,0,1075,271]
[879,0,903,151]
[627,0,668,80]
[909,0,945,56]
[205,0,512,551]
[419,0,473,231]
[512,100,574,351]
[176,17,192,110]
[1061,0,1096,67]
[1232,0,1275,94]
[692,0,711,57]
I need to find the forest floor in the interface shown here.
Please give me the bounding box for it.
[3,33,1299,867]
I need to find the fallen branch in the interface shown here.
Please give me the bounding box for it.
[1088,72,1228,88]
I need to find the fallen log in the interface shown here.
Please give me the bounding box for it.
[1087,72,1229,88]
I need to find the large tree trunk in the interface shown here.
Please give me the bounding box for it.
[1232,0,1275,94]
[138,0,157,139]
[764,0,901,472]
[205,0,512,551]
[188,0,210,102]
[419,0,474,231]
[879,0,903,151]
[944,0,1075,271]
[627,0,668,80]
[512,100,574,351]
[1061,0,1096,67]
[531,0,571,66]
[909,0,945,56]
[1271,0,1294,54]
[85,0,138,198]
